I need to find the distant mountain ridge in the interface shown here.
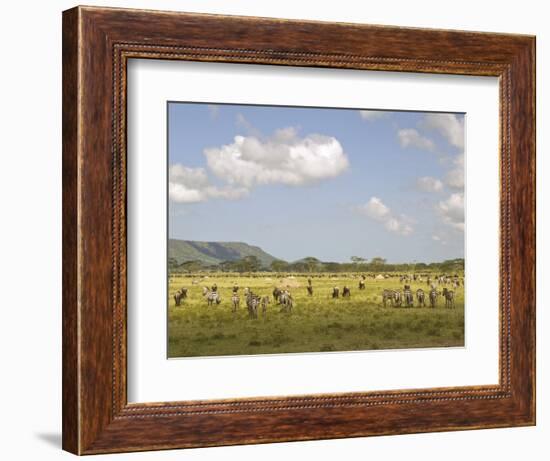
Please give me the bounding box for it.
[168,239,279,268]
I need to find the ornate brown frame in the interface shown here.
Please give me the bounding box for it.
[62,5,535,455]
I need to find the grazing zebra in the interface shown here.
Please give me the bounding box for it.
[403,286,413,307]
[246,293,260,318]
[443,288,455,309]
[206,291,221,307]
[358,279,365,290]
[332,287,340,299]
[231,294,240,313]
[429,288,438,308]
[416,289,426,307]
[307,285,313,296]
[261,296,270,317]
[272,287,281,302]
[342,286,351,298]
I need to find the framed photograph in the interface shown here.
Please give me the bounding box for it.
[62,6,535,455]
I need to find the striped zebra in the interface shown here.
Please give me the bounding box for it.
[416,289,426,307]
[246,293,260,318]
[279,290,293,313]
[231,294,240,313]
[206,291,221,307]
[443,288,455,309]
[429,288,438,308]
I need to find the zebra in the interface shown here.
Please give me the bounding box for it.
[392,290,402,307]
[206,291,221,307]
[416,289,426,307]
[443,288,455,309]
[429,288,438,308]
[342,286,351,298]
[307,285,313,296]
[246,293,260,318]
[403,286,413,307]
[382,289,393,307]
[231,293,240,313]
[332,287,340,299]
[261,296,270,317]
[279,290,293,313]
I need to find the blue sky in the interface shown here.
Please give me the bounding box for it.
[168,102,464,263]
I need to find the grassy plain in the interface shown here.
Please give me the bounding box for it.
[167,273,464,358]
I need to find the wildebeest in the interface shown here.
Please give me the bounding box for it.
[261,296,270,317]
[231,293,240,313]
[416,289,426,307]
[202,286,209,296]
[307,285,313,296]
[342,286,351,298]
[403,285,413,307]
[206,291,221,307]
[443,288,455,308]
[429,288,438,308]
[332,287,340,299]
[272,287,281,302]
[232,284,239,294]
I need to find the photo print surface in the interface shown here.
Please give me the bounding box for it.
[167,102,465,358]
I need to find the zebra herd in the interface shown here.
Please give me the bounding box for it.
[174,283,295,319]
[172,275,460,315]
[382,286,455,308]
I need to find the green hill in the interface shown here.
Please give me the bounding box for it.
[168,239,279,269]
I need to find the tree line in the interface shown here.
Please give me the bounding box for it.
[169,255,465,274]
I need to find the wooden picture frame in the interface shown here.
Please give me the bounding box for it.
[62,5,535,455]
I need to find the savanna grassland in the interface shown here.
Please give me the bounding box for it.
[167,273,464,358]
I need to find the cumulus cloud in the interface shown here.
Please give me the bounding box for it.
[437,192,464,231]
[422,113,464,149]
[445,152,464,189]
[169,164,248,203]
[397,128,435,151]
[359,110,388,121]
[417,176,443,192]
[204,128,349,188]
[355,197,414,236]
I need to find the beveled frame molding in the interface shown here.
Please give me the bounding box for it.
[62,5,535,455]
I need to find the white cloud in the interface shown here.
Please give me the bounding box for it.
[359,110,388,121]
[417,176,443,192]
[169,164,248,203]
[445,152,464,189]
[437,192,464,231]
[355,197,414,236]
[422,113,464,149]
[204,129,349,188]
[397,128,435,151]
